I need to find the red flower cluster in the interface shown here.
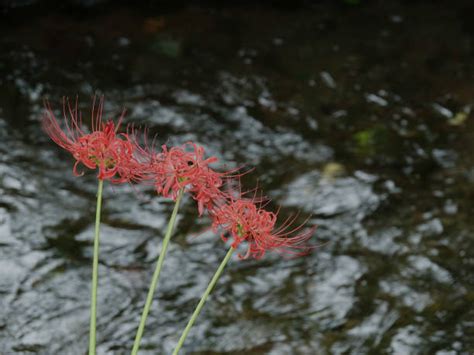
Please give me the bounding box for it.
[43,98,143,183]
[43,97,316,259]
[211,197,316,259]
[145,143,229,215]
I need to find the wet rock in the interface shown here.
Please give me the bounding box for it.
[390,325,424,354]
[283,171,379,218]
[307,255,366,329]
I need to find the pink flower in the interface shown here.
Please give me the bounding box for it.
[211,197,316,259]
[42,97,143,183]
[145,143,230,215]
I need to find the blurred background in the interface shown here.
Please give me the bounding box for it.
[1,0,474,354]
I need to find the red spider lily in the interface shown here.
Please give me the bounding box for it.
[143,142,233,215]
[42,97,144,183]
[211,197,316,259]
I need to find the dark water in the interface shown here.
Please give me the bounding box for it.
[1,1,474,354]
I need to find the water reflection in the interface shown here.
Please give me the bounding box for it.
[0,1,473,354]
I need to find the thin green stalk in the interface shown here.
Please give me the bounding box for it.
[172,247,235,355]
[89,178,104,355]
[132,189,185,355]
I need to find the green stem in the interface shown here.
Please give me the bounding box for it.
[132,189,185,355]
[89,179,104,355]
[172,247,235,355]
